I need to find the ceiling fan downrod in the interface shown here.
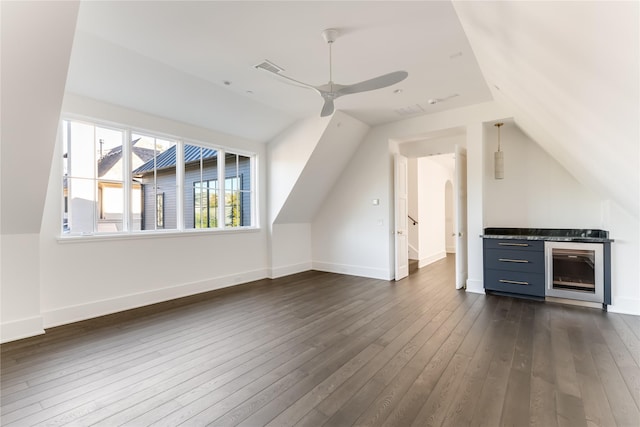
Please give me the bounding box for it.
[322,28,340,91]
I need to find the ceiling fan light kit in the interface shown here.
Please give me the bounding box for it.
[255,28,408,117]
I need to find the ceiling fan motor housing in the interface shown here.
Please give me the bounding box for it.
[322,28,339,44]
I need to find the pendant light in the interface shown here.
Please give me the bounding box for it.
[494,122,504,179]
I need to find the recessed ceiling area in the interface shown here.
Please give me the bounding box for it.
[66,1,492,141]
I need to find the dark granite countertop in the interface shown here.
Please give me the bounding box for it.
[480,227,614,243]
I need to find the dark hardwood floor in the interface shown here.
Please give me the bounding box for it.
[1,255,639,426]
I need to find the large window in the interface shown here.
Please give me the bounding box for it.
[62,118,256,235]
[63,121,126,233]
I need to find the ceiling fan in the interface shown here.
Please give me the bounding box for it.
[255,28,408,117]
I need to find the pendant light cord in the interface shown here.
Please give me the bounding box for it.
[495,122,504,152]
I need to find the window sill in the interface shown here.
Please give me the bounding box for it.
[57,227,261,244]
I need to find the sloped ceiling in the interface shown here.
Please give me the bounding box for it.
[274,111,370,224]
[1,1,79,235]
[453,1,639,218]
[66,1,492,141]
[62,1,639,219]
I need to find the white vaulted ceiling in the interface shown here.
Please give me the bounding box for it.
[66,1,492,141]
[454,1,639,218]
[65,1,639,217]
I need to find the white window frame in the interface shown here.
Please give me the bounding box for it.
[59,116,259,240]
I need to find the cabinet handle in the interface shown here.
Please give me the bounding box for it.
[499,279,529,286]
[498,258,529,263]
[498,242,529,247]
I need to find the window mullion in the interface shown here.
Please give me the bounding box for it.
[217,148,225,229]
[251,155,258,228]
[176,141,185,230]
[93,125,98,234]
[123,129,131,232]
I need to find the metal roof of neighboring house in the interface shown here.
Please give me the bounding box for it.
[132,145,217,176]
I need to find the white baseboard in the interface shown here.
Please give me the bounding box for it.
[608,297,640,316]
[42,268,269,328]
[408,244,419,260]
[312,261,392,280]
[446,246,456,254]
[418,251,447,269]
[1,315,45,344]
[465,278,485,294]
[269,262,312,279]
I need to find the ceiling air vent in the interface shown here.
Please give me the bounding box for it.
[254,60,284,74]
[394,104,425,117]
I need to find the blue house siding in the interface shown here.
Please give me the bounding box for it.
[140,169,177,230]
[137,153,251,230]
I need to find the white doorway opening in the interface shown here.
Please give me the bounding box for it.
[393,128,468,289]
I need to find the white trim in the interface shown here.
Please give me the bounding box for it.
[312,261,392,280]
[41,268,269,328]
[217,147,226,227]
[465,278,485,294]
[408,243,419,260]
[1,316,45,344]
[175,141,185,230]
[418,251,447,268]
[57,226,261,243]
[269,262,313,279]
[608,297,640,316]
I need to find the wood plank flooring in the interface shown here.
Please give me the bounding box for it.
[1,255,639,426]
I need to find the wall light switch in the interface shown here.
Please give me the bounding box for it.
[372,199,380,206]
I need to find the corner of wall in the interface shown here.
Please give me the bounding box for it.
[0,316,45,344]
[465,279,485,294]
[608,297,640,316]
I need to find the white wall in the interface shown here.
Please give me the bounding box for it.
[1,1,79,342]
[269,223,312,278]
[39,96,270,328]
[417,156,452,267]
[445,180,455,253]
[313,101,510,283]
[266,115,328,278]
[312,125,393,280]
[407,158,419,259]
[266,111,369,277]
[484,123,602,227]
[267,115,331,225]
[605,202,640,314]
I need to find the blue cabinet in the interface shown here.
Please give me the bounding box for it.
[483,239,545,298]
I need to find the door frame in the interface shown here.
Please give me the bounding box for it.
[392,137,468,288]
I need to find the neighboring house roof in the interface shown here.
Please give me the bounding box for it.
[132,145,217,176]
[97,138,156,177]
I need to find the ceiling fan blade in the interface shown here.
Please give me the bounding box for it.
[320,98,335,117]
[255,64,317,90]
[271,72,317,90]
[338,70,408,96]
